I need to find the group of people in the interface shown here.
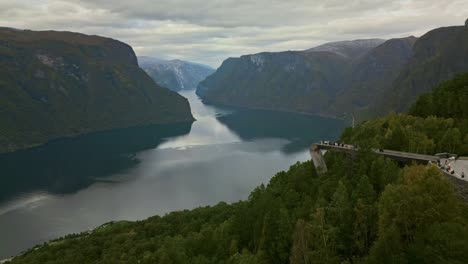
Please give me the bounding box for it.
[437,159,465,178]
[320,141,356,149]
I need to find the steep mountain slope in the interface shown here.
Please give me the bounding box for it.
[378,22,468,113]
[330,36,417,116]
[197,38,409,116]
[138,56,214,91]
[0,28,194,153]
[306,38,385,59]
[197,51,349,115]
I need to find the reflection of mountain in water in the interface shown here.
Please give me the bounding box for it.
[0,122,192,203]
[217,109,344,154]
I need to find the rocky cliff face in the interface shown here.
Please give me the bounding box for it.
[197,51,348,115]
[378,23,468,113]
[138,57,214,91]
[0,28,194,153]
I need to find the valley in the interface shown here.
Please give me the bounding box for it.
[0,5,467,263]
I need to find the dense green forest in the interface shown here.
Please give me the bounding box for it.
[409,73,468,119]
[8,74,468,263]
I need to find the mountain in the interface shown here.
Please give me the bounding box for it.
[197,38,416,116]
[0,28,194,153]
[138,56,215,91]
[198,20,468,119]
[197,50,349,115]
[305,38,385,59]
[377,21,468,113]
[329,36,418,116]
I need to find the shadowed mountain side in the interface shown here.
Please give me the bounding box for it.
[0,122,193,204]
[329,36,417,118]
[197,51,349,115]
[376,23,468,113]
[0,28,193,153]
[216,109,344,154]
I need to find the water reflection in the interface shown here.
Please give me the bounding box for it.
[217,109,344,154]
[0,122,193,204]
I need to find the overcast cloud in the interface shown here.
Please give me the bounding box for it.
[0,0,467,67]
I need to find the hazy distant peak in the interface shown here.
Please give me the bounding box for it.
[137,56,167,67]
[138,56,215,91]
[306,38,386,59]
[138,56,214,70]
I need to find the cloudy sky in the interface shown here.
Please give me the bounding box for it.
[0,0,467,67]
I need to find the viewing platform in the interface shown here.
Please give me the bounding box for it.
[310,141,465,177]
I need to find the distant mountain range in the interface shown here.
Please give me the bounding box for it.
[0,28,194,153]
[138,57,215,91]
[197,20,468,119]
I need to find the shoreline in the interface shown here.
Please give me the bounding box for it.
[198,97,348,121]
[0,118,195,156]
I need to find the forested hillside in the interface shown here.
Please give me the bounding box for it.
[7,74,468,264]
[197,51,349,115]
[8,156,468,263]
[0,28,194,153]
[409,73,468,119]
[342,72,468,156]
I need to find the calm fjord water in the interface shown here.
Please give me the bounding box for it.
[0,91,344,258]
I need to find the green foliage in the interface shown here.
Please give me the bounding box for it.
[367,166,465,264]
[343,72,468,155]
[9,150,468,263]
[341,113,467,155]
[409,72,468,119]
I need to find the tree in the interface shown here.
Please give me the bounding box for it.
[368,166,464,263]
[307,207,340,264]
[290,219,310,264]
